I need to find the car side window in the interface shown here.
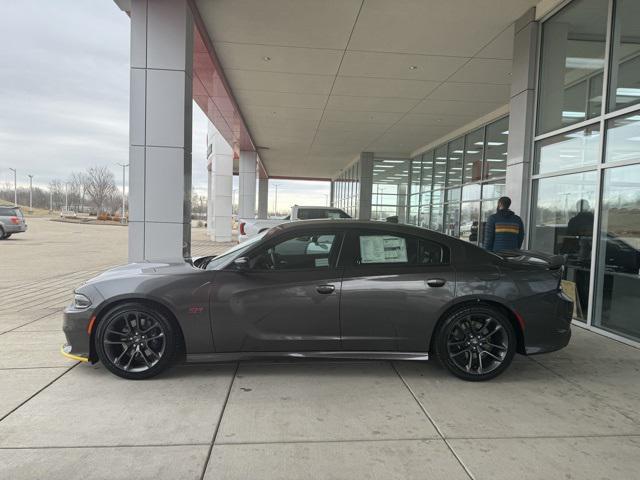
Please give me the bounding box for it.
[355,232,446,266]
[250,233,341,271]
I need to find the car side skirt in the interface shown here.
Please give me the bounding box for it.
[185,351,429,363]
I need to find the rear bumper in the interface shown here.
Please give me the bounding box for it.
[516,290,573,355]
[62,306,95,362]
[4,223,27,233]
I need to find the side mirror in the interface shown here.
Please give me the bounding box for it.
[233,257,250,270]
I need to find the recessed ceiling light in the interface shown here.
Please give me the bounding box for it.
[263,56,271,62]
[409,65,418,70]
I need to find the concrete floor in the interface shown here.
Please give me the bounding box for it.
[1,218,640,479]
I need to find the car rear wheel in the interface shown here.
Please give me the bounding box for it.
[95,302,176,380]
[435,306,516,381]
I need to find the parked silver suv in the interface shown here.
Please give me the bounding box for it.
[0,205,27,239]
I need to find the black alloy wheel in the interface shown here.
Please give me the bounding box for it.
[436,306,516,381]
[95,302,176,380]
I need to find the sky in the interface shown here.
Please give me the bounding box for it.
[0,0,329,213]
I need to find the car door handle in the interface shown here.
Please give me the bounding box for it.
[426,278,446,288]
[316,284,335,294]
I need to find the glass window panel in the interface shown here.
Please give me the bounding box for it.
[593,164,640,340]
[609,0,640,112]
[462,184,481,201]
[479,200,497,247]
[460,201,481,244]
[410,157,422,196]
[484,117,509,179]
[482,180,506,200]
[587,73,603,117]
[537,0,608,134]
[605,112,640,164]
[419,205,431,229]
[530,171,598,322]
[433,147,447,188]
[421,151,434,192]
[534,125,600,175]
[446,187,461,203]
[447,137,464,186]
[408,206,420,226]
[430,190,444,232]
[444,202,460,238]
[371,206,397,221]
[464,128,484,183]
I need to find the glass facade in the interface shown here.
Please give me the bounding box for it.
[407,115,509,246]
[330,0,640,345]
[533,0,640,342]
[333,162,360,218]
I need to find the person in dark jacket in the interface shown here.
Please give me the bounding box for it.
[483,196,524,252]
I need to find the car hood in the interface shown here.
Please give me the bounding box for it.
[84,261,194,284]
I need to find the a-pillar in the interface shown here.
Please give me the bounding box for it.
[257,177,269,219]
[238,151,257,219]
[506,9,538,228]
[210,131,233,242]
[358,152,374,220]
[128,0,193,262]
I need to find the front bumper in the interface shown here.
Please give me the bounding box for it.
[62,305,95,362]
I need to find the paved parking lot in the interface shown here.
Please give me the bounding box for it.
[1,218,640,479]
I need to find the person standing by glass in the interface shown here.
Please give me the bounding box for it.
[483,197,525,252]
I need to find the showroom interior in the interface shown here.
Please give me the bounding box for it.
[117,0,640,346]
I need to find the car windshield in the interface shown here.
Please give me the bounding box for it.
[205,230,268,270]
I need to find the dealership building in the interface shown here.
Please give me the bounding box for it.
[114,0,640,345]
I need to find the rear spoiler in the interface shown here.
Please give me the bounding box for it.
[496,250,566,270]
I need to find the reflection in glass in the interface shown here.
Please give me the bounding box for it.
[484,117,509,179]
[537,0,608,134]
[609,0,640,112]
[447,137,464,186]
[530,172,597,321]
[593,164,640,339]
[460,202,480,244]
[462,184,481,202]
[419,205,430,229]
[464,128,484,183]
[534,126,600,175]
[605,113,640,164]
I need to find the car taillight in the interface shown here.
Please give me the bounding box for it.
[239,222,246,235]
[10,216,19,224]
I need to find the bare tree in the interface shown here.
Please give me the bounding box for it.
[85,166,117,214]
[69,171,89,211]
[49,179,64,209]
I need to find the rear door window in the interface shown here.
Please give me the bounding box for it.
[355,232,447,266]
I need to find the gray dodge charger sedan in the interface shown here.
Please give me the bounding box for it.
[62,220,572,381]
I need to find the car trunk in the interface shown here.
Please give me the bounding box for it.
[495,250,565,270]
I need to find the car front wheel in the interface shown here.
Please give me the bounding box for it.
[95,302,176,380]
[435,305,516,381]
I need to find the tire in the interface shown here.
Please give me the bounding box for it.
[0,227,5,239]
[435,305,516,381]
[3,233,11,239]
[95,302,176,380]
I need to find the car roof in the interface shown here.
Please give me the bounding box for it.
[275,218,451,239]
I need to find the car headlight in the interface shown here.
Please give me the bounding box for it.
[73,293,92,309]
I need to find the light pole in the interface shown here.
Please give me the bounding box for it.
[65,183,69,211]
[9,168,17,206]
[116,163,129,224]
[273,183,280,216]
[49,189,53,213]
[27,175,33,213]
